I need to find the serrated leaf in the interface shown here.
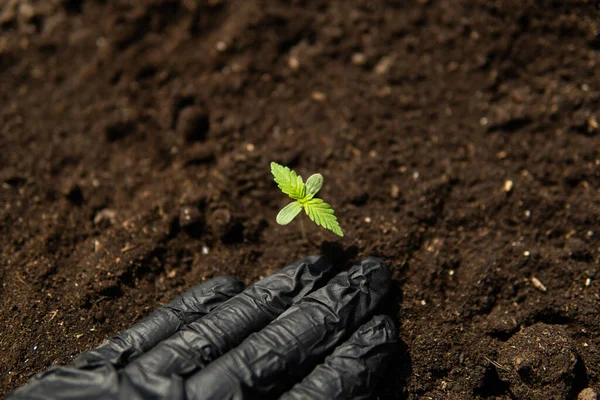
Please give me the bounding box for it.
[303,198,344,237]
[304,173,323,200]
[271,162,306,200]
[276,201,303,225]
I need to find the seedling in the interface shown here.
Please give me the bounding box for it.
[270,162,344,237]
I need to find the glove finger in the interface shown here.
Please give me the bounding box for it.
[279,315,397,400]
[74,276,244,368]
[123,254,333,378]
[184,257,391,400]
[7,364,120,400]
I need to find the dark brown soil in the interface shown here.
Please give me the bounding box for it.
[1,0,600,398]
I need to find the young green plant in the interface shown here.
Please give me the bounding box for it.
[270,162,344,237]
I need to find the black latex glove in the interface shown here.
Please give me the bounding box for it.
[8,255,396,400]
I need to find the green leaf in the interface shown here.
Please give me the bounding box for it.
[276,201,303,225]
[304,173,323,200]
[271,162,306,200]
[303,198,344,237]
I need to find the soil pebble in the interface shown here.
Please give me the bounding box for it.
[579,388,599,400]
[565,237,593,262]
[486,306,519,338]
[496,323,579,400]
[0,168,26,187]
[104,113,137,142]
[572,109,600,136]
[179,206,204,237]
[185,142,216,165]
[209,208,244,244]
[177,106,210,143]
[93,208,117,228]
[64,183,84,206]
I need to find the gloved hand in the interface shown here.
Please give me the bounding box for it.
[8,255,396,400]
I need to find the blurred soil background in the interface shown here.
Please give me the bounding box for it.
[1,0,600,398]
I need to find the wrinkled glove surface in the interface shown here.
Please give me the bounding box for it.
[8,255,397,400]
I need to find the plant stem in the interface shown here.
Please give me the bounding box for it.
[299,217,307,242]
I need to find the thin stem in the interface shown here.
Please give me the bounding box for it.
[299,217,307,242]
